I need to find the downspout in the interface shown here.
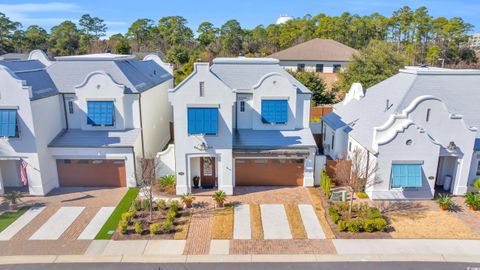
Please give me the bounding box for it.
[61,94,69,130]
[138,93,146,158]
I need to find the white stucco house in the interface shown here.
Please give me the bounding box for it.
[169,57,317,195]
[0,50,173,195]
[322,67,480,200]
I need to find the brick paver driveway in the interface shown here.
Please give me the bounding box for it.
[0,187,125,256]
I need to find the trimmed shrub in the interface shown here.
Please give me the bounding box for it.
[320,169,332,198]
[337,220,347,232]
[328,206,340,224]
[121,210,135,222]
[346,220,363,232]
[363,219,376,233]
[367,207,382,219]
[150,223,160,235]
[166,210,176,222]
[157,199,167,210]
[169,200,179,213]
[372,218,388,232]
[134,221,143,234]
[162,220,173,233]
[356,192,369,199]
[117,220,128,234]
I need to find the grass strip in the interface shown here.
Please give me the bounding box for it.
[0,207,29,232]
[284,204,307,239]
[211,204,234,239]
[250,204,263,240]
[95,188,139,239]
[308,187,335,239]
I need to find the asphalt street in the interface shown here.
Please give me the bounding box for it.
[0,262,479,270]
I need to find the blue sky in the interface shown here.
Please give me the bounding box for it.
[1,0,479,37]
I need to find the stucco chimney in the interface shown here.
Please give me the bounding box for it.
[343,82,364,105]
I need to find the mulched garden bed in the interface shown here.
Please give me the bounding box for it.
[112,200,192,240]
[317,189,391,239]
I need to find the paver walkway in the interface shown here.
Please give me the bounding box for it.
[298,204,326,239]
[30,207,85,240]
[260,204,292,240]
[234,204,251,239]
[0,207,45,241]
[78,207,115,240]
[183,204,214,255]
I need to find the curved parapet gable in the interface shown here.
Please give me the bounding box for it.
[373,95,477,152]
[0,65,32,99]
[143,54,173,75]
[252,72,289,90]
[28,50,53,66]
[74,70,125,93]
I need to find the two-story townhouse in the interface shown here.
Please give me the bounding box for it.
[169,57,317,195]
[322,67,480,200]
[0,50,173,195]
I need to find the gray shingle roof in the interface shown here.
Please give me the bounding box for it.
[233,128,317,149]
[0,60,58,100]
[46,59,172,94]
[48,129,141,148]
[269,38,357,62]
[210,58,311,94]
[328,68,480,151]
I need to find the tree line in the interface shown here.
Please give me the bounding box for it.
[0,6,477,98]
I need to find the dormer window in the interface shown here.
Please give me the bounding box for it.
[261,99,288,124]
[0,109,18,138]
[87,101,114,127]
[199,81,205,97]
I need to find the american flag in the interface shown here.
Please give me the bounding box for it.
[20,159,28,186]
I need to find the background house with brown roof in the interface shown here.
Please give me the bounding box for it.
[269,38,357,74]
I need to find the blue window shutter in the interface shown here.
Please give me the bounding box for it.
[391,164,422,188]
[188,108,218,135]
[87,101,114,126]
[261,100,288,123]
[0,109,17,137]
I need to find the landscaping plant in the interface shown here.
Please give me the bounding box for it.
[134,221,143,234]
[150,223,160,235]
[162,220,173,233]
[169,200,180,213]
[117,220,128,234]
[180,193,195,208]
[132,199,142,211]
[4,191,22,210]
[157,199,167,210]
[435,193,455,211]
[356,192,369,199]
[328,202,387,233]
[465,192,480,211]
[472,178,480,193]
[212,190,227,207]
[158,175,176,195]
[320,169,331,198]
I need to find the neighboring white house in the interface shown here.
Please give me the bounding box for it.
[269,38,357,73]
[322,67,480,200]
[169,57,317,195]
[0,50,173,195]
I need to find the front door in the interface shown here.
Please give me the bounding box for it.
[200,157,216,188]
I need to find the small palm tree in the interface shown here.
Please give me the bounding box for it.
[435,193,454,211]
[212,190,227,208]
[180,193,195,208]
[4,191,22,210]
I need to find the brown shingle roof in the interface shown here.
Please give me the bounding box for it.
[269,38,357,62]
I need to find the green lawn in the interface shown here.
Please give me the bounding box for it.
[0,207,29,232]
[95,188,139,239]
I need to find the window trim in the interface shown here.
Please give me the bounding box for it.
[68,100,74,114]
[316,64,324,73]
[239,101,245,112]
[297,63,305,71]
[187,107,219,136]
[390,163,423,189]
[333,64,341,73]
[0,109,19,138]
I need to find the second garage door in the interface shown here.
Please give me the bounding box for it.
[56,159,126,187]
[235,159,304,186]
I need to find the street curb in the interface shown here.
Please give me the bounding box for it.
[0,254,480,264]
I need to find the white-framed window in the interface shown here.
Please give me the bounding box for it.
[331,134,335,149]
[199,81,205,97]
[68,100,74,114]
